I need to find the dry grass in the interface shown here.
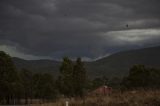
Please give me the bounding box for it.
[31,90,160,106]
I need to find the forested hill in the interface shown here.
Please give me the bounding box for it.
[12,57,61,75]
[86,46,160,77]
[12,46,160,78]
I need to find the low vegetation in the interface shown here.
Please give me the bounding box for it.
[30,90,160,106]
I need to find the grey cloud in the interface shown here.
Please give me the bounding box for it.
[0,0,160,60]
[103,29,160,44]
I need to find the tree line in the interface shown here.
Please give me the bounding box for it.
[0,51,87,104]
[91,65,160,90]
[0,51,58,104]
[121,65,160,89]
[1,51,160,104]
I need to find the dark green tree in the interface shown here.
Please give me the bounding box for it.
[73,58,87,97]
[32,73,42,99]
[122,65,148,89]
[33,73,57,102]
[59,57,74,97]
[0,51,19,104]
[121,65,160,89]
[20,69,33,104]
[148,68,160,88]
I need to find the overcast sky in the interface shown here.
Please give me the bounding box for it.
[0,0,160,61]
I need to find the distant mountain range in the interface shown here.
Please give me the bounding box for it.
[12,46,160,78]
[13,57,61,76]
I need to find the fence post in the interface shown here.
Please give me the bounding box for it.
[66,101,69,106]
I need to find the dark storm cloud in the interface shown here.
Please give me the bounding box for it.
[0,0,160,60]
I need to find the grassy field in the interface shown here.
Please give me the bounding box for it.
[31,90,160,106]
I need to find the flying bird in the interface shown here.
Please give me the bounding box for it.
[126,24,129,28]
